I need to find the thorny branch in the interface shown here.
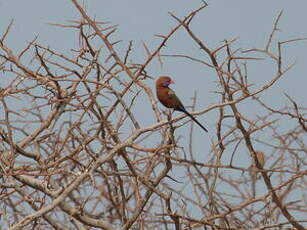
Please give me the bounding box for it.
[0,1,306,230]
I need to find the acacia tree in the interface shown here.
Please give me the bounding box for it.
[0,1,306,230]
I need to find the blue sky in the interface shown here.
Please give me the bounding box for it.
[1,0,306,224]
[1,0,307,175]
[1,0,306,167]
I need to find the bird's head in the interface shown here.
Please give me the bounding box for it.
[156,76,175,88]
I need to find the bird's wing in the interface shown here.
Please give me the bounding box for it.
[167,89,179,99]
[167,89,185,111]
[168,89,181,103]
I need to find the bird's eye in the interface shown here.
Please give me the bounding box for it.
[162,81,169,86]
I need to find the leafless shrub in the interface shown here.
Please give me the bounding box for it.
[0,1,306,230]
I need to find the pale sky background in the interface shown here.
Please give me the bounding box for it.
[1,0,306,223]
[2,0,305,155]
[1,1,307,113]
[1,0,307,177]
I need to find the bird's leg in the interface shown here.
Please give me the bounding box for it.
[166,110,176,145]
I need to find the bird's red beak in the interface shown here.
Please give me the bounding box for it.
[169,80,175,84]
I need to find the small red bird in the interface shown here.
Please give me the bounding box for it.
[156,76,208,132]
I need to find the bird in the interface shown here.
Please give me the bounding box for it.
[253,151,265,168]
[156,76,208,132]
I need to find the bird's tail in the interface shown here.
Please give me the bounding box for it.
[182,110,208,133]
